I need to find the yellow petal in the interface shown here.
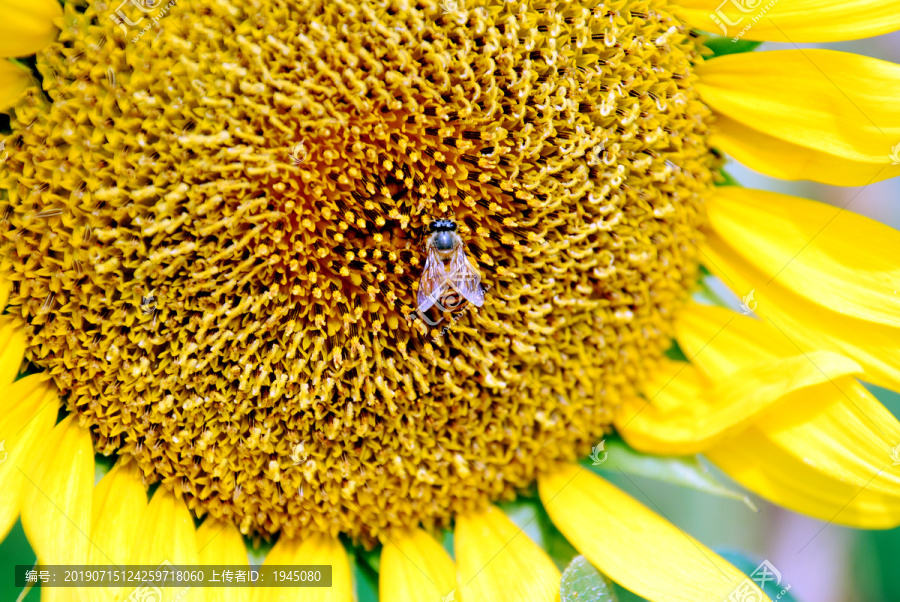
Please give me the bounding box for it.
[21,415,93,565]
[712,114,893,187]
[616,305,863,454]
[0,59,30,110]
[135,489,200,564]
[708,381,900,529]
[707,187,900,327]
[696,51,900,186]
[91,460,148,563]
[133,489,203,602]
[674,0,900,43]
[539,464,768,602]
[711,434,900,529]
[617,351,861,455]
[89,460,148,602]
[380,528,456,602]
[455,505,560,602]
[675,304,862,382]
[255,534,353,602]
[701,190,900,392]
[759,379,900,499]
[0,376,58,541]
[0,0,61,57]
[0,318,26,386]
[197,519,250,602]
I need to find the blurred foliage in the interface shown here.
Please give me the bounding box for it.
[0,521,35,601]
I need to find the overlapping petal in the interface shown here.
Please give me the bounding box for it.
[0,376,58,541]
[708,402,900,529]
[616,304,863,454]
[89,460,149,602]
[197,519,250,602]
[702,187,900,392]
[675,304,864,382]
[706,187,900,326]
[710,114,894,187]
[21,415,94,565]
[133,489,203,602]
[455,505,560,602]
[380,527,456,602]
[662,305,900,527]
[616,352,861,455]
[255,534,353,602]
[696,51,900,186]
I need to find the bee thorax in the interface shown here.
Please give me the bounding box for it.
[432,231,459,253]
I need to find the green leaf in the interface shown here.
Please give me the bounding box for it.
[703,36,763,57]
[560,556,618,602]
[583,438,757,511]
[717,550,798,602]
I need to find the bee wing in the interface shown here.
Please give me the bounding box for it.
[447,244,484,307]
[416,246,449,312]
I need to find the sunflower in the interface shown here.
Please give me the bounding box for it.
[1,0,899,600]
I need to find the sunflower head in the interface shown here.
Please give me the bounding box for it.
[0,0,718,544]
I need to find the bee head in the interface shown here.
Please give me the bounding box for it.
[429,218,457,233]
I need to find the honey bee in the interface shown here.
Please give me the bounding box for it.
[416,218,484,313]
